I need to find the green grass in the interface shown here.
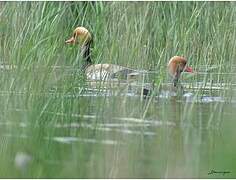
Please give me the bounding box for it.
[0,1,236,178]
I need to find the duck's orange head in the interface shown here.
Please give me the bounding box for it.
[167,56,193,78]
[65,26,92,45]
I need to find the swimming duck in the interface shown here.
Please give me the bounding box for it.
[167,56,193,87]
[65,27,193,89]
[65,26,140,81]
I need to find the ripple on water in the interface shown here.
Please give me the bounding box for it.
[159,90,177,99]
[200,96,225,103]
[52,137,120,145]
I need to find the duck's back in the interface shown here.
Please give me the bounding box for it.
[85,64,136,81]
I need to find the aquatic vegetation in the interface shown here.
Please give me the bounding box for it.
[0,1,236,178]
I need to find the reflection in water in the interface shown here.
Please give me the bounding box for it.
[52,137,120,145]
[0,80,235,178]
[14,152,33,174]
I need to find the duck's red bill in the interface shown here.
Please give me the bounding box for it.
[184,66,193,73]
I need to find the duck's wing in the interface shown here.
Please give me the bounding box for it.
[85,63,147,81]
[105,65,146,80]
[111,67,148,81]
[85,64,125,81]
[85,64,109,80]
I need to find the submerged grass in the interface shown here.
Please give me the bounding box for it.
[0,1,236,178]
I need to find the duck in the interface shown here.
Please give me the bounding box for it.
[167,56,193,87]
[65,26,142,81]
[65,27,193,89]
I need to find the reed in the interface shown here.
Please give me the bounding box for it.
[0,1,235,178]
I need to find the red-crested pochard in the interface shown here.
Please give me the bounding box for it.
[65,27,193,88]
[65,26,139,81]
[167,56,193,87]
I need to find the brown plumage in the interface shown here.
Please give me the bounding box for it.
[167,56,193,86]
[65,26,138,81]
[65,27,193,88]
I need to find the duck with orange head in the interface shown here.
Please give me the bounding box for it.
[65,27,194,92]
[65,26,138,81]
[167,56,193,87]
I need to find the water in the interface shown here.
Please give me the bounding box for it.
[0,67,235,178]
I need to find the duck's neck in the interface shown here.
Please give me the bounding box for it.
[173,65,182,87]
[81,40,92,69]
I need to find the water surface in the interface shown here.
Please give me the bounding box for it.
[0,76,235,178]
